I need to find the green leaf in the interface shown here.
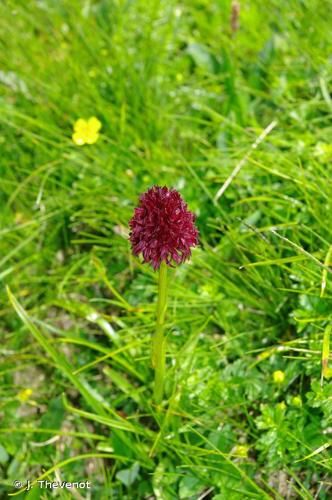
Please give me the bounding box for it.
[179,476,205,499]
[187,43,217,73]
[0,444,9,464]
[116,461,140,487]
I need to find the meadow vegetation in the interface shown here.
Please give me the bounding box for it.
[1,0,332,498]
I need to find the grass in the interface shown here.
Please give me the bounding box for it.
[1,0,332,498]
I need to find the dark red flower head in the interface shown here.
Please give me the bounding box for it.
[129,186,199,270]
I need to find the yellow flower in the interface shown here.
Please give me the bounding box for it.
[273,370,285,384]
[276,401,286,411]
[17,388,33,402]
[292,395,302,407]
[232,445,249,458]
[72,117,101,146]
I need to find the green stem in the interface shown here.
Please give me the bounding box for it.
[152,260,168,403]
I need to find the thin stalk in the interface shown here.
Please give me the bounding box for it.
[152,260,168,403]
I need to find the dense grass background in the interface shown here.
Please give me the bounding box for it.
[1,0,332,498]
